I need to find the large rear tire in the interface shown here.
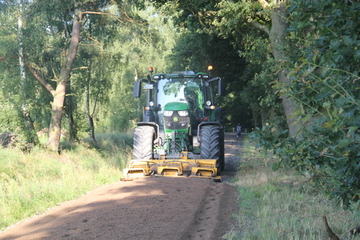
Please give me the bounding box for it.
[200,125,224,170]
[133,126,155,160]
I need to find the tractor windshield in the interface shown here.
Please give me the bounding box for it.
[157,78,204,125]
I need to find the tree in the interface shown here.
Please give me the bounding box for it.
[250,0,360,208]
[1,0,175,149]
[26,1,82,151]
[18,0,37,144]
[215,0,301,137]
[0,0,40,143]
[24,0,148,150]
[150,0,297,131]
[93,2,181,132]
[150,0,254,128]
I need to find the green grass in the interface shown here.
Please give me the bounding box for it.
[0,132,132,231]
[225,135,360,240]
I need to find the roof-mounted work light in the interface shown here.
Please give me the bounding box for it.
[207,65,213,77]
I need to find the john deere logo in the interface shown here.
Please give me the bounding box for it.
[173,117,179,122]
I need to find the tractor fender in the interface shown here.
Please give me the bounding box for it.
[136,122,160,143]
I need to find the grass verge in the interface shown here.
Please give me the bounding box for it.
[225,135,360,240]
[0,132,132,231]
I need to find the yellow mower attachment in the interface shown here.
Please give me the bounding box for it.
[123,160,153,177]
[122,157,220,180]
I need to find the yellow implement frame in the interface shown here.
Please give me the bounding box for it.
[123,158,220,180]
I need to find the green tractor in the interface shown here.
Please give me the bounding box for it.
[124,66,225,178]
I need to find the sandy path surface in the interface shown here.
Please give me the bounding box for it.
[0,133,240,240]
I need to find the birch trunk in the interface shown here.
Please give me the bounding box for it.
[85,63,97,144]
[64,83,78,142]
[18,0,39,145]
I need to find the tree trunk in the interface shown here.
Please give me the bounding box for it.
[269,3,301,138]
[85,65,97,145]
[47,7,82,152]
[64,83,79,142]
[322,216,340,240]
[260,107,267,126]
[18,0,39,145]
[251,108,259,128]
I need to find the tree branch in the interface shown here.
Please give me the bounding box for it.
[258,0,270,9]
[26,64,55,95]
[82,11,125,24]
[250,21,270,36]
[82,11,146,25]
[322,216,340,240]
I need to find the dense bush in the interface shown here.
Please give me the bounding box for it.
[250,0,360,209]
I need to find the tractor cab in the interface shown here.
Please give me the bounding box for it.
[156,74,206,135]
[147,68,224,127]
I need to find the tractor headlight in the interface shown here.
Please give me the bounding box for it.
[206,101,212,106]
[178,110,188,117]
[164,110,173,116]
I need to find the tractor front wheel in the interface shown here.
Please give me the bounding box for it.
[200,125,224,171]
[133,125,155,160]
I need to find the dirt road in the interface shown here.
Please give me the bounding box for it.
[0,134,240,240]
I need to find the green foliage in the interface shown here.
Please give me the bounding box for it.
[245,0,360,209]
[237,34,286,129]
[165,20,251,127]
[95,2,178,131]
[152,0,221,32]
[283,0,360,207]
[0,97,21,132]
[212,0,287,129]
[251,111,360,208]
[0,0,180,140]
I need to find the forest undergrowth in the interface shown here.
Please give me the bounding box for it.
[225,135,360,240]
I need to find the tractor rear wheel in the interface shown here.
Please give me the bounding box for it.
[200,125,224,170]
[133,125,154,160]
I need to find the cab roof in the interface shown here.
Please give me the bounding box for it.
[153,71,209,80]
